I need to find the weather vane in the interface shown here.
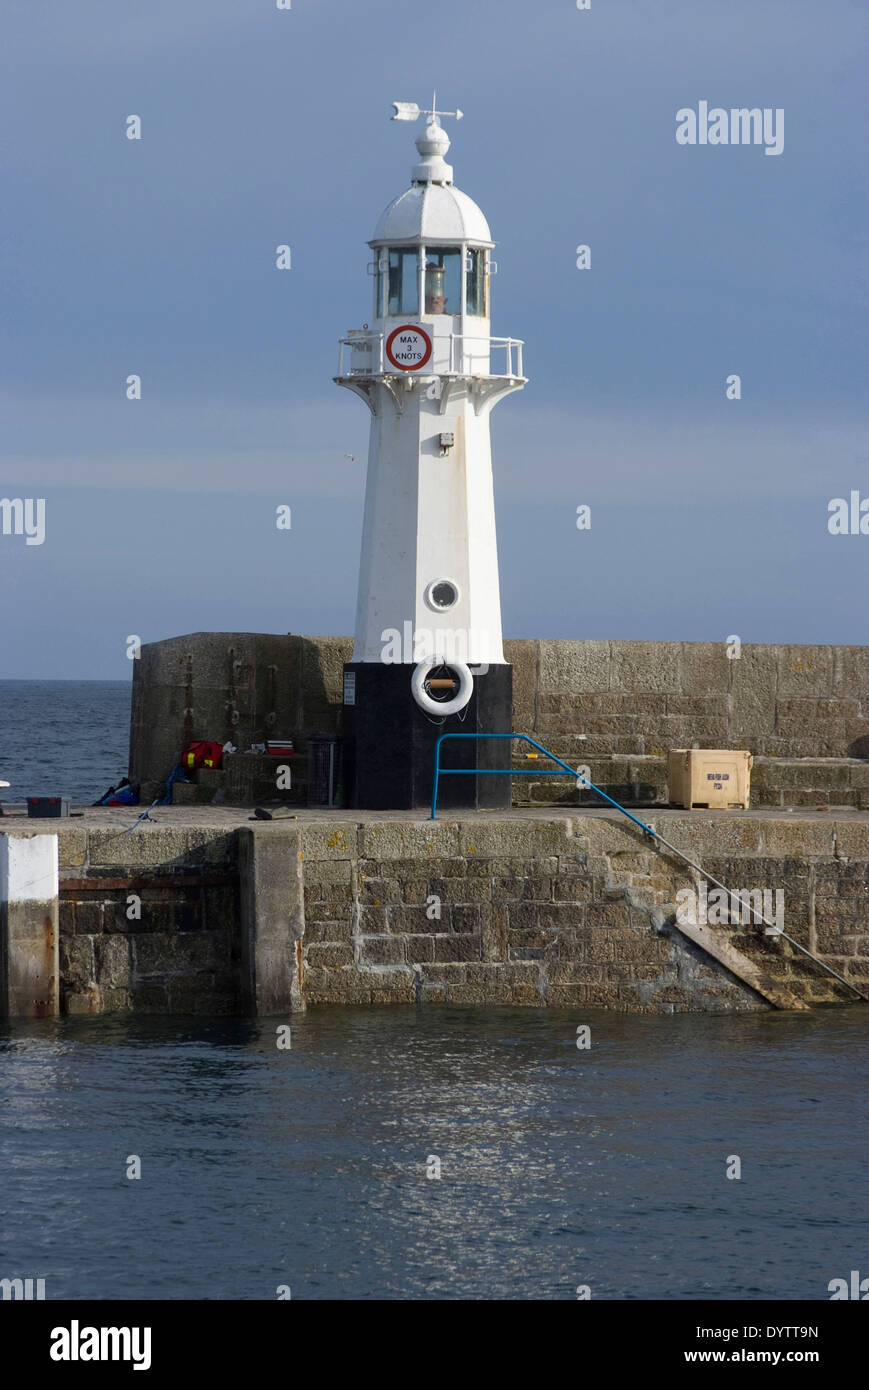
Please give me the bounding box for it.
[391,92,463,125]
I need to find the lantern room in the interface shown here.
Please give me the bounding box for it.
[368,114,495,328]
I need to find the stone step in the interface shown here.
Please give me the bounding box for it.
[514,754,869,810]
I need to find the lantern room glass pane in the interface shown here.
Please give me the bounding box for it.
[465,249,486,316]
[423,247,461,314]
[388,249,419,315]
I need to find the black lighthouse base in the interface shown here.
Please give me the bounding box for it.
[341,663,512,811]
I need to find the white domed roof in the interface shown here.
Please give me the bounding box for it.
[371,183,493,247]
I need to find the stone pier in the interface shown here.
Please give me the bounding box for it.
[2,805,867,1016]
[0,832,60,1019]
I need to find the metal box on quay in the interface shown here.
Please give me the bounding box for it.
[667,749,752,810]
[26,796,70,818]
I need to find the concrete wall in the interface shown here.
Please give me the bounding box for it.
[56,825,240,1014]
[129,634,869,807]
[508,639,869,760]
[297,815,867,1011]
[3,811,860,1015]
[129,633,349,801]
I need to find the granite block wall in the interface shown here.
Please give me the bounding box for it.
[128,635,869,808]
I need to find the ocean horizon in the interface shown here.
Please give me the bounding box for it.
[0,679,132,806]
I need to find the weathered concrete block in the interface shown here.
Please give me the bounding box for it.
[433,932,482,962]
[358,875,401,905]
[776,646,835,698]
[730,646,779,734]
[610,642,682,695]
[538,639,612,694]
[57,829,88,870]
[132,932,217,976]
[305,941,355,970]
[129,981,171,1012]
[99,987,131,1012]
[360,935,406,966]
[459,820,572,858]
[418,963,468,985]
[358,821,461,860]
[63,899,104,935]
[546,983,591,1006]
[504,638,537,729]
[300,823,358,861]
[238,827,305,1014]
[420,983,447,1002]
[546,960,604,985]
[357,903,388,933]
[833,822,869,859]
[1,832,60,1019]
[677,642,732,696]
[760,821,835,858]
[390,903,437,934]
[406,936,435,963]
[87,827,192,869]
[305,919,349,943]
[303,882,354,912]
[60,936,95,992]
[65,989,102,1015]
[368,971,416,1003]
[316,970,372,1004]
[838,646,869,700]
[481,903,508,962]
[94,935,131,990]
[450,904,482,933]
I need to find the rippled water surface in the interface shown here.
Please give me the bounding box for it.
[0,680,130,805]
[1,1007,866,1299]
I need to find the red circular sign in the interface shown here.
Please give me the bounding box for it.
[385,324,433,372]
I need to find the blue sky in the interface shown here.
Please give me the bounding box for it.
[1,0,866,678]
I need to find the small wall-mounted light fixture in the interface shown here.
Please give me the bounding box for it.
[438,431,454,455]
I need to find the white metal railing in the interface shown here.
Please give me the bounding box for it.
[336,332,524,380]
[448,334,524,378]
[337,333,384,377]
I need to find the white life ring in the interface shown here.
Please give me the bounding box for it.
[411,659,473,717]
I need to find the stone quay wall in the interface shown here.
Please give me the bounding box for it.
[298,815,867,1011]
[56,825,241,1015]
[129,634,869,809]
[5,811,863,1016]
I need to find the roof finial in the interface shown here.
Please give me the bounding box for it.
[391,97,464,126]
[391,97,462,185]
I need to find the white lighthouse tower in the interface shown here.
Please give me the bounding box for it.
[336,99,527,810]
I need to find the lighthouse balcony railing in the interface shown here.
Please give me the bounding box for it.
[448,334,524,379]
[337,333,386,377]
[336,333,524,380]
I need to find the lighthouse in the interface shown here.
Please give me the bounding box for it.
[336,99,526,810]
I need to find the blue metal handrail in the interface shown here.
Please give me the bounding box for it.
[429,731,867,1001]
[430,732,654,835]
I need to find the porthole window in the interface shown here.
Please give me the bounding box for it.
[425,579,459,611]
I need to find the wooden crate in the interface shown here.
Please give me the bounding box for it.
[667,749,752,810]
